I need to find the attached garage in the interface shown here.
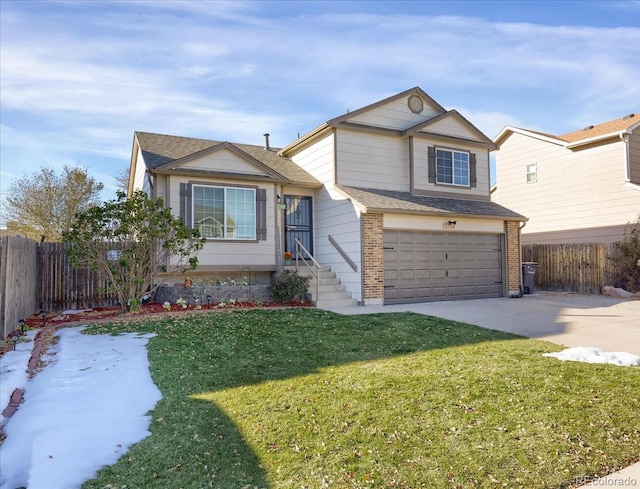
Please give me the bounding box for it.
[383,231,503,304]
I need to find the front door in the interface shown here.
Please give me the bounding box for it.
[284,196,313,259]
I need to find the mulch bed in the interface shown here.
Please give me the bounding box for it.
[0,299,314,441]
[0,300,313,358]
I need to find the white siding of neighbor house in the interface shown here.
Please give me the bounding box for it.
[336,129,409,192]
[290,132,363,300]
[493,132,640,244]
[166,175,276,268]
[179,148,271,176]
[348,97,442,130]
[413,138,491,198]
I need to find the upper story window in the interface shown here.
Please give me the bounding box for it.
[526,163,537,183]
[428,146,477,188]
[193,185,256,239]
[436,148,470,186]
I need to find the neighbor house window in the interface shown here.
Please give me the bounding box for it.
[193,185,256,239]
[436,149,470,186]
[526,163,537,183]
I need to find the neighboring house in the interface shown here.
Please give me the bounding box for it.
[129,87,526,306]
[492,113,640,244]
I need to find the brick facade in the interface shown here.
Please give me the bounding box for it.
[505,220,522,295]
[361,213,384,304]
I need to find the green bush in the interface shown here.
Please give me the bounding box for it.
[269,269,311,303]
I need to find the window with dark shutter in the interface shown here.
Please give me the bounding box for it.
[432,147,472,187]
[256,188,267,240]
[428,146,436,183]
[180,183,193,229]
[470,153,477,188]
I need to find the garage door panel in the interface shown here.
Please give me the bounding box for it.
[433,286,448,297]
[462,268,475,279]
[448,268,461,279]
[384,231,503,304]
[417,287,432,297]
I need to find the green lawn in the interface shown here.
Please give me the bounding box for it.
[81,308,640,489]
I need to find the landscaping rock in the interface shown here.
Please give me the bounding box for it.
[601,285,634,298]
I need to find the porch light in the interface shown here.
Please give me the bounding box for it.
[18,319,26,334]
[40,310,47,328]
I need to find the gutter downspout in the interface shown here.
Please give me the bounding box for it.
[620,133,640,191]
[511,220,527,298]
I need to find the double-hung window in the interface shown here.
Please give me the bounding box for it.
[193,185,256,240]
[436,148,470,186]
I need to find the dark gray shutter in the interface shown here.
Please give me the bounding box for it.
[256,188,267,240]
[469,153,477,188]
[428,146,436,183]
[180,183,193,228]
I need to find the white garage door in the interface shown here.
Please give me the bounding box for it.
[383,231,503,304]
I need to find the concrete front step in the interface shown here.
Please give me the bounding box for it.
[315,298,358,308]
[309,290,353,301]
[294,265,358,308]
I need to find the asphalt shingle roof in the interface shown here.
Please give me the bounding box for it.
[336,185,527,220]
[559,112,640,143]
[135,131,320,186]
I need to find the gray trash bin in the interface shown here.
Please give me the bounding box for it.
[522,262,538,294]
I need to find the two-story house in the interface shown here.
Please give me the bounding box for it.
[492,113,640,244]
[129,87,526,306]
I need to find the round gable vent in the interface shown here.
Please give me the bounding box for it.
[408,95,424,114]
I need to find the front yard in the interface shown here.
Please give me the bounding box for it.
[82,309,639,489]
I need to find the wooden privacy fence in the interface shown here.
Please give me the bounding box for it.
[0,236,38,338]
[37,242,120,312]
[522,243,618,294]
[1,236,122,337]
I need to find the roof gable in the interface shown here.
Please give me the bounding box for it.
[280,87,448,155]
[134,132,320,186]
[157,141,283,179]
[407,110,496,149]
[329,87,446,131]
[494,112,640,149]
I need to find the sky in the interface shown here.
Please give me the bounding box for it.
[1,0,639,221]
[0,321,638,488]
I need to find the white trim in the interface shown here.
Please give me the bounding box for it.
[625,181,640,192]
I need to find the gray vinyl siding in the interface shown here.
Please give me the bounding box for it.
[290,133,362,300]
[336,129,409,192]
[348,97,441,130]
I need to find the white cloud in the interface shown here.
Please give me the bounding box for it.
[1,1,638,199]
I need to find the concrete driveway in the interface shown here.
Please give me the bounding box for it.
[323,291,640,356]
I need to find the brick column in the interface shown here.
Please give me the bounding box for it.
[505,221,522,296]
[362,213,384,305]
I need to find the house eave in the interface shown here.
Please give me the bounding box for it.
[361,206,528,222]
[493,126,566,148]
[150,168,321,188]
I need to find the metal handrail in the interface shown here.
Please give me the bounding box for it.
[294,238,322,302]
[328,234,358,272]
